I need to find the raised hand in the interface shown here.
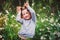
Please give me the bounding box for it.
[16,6,21,13]
[24,1,29,8]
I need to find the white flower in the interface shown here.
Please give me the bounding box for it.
[55,19,58,22]
[43,7,46,9]
[53,31,57,34]
[11,15,15,18]
[49,17,54,23]
[41,18,45,22]
[59,15,60,17]
[40,29,45,31]
[40,9,42,11]
[44,35,47,36]
[5,22,7,25]
[49,37,52,40]
[0,12,2,15]
[39,33,41,35]
[4,19,7,25]
[6,18,9,20]
[47,27,50,30]
[37,14,40,17]
[41,36,46,40]
[41,36,44,39]
[45,18,48,21]
[51,13,54,16]
[0,35,2,38]
[44,25,47,26]
[32,3,34,6]
[48,30,50,32]
[50,24,54,26]
[11,24,13,27]
[5,10,9,14]
[54,22,56,25]
[15,24,18,27]
[56,32,60,37]
[57,23,60,27]
[9,8,11,10]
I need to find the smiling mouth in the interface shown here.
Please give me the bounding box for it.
[25,16,29,18]
[25,15,31,19]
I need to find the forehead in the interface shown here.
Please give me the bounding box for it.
[22,9,28,13]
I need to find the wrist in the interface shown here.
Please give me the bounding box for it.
[26,5,30,8]
[17,11,21,14]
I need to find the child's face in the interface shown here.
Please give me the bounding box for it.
[22,9,31,20]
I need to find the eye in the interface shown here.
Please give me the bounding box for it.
[26,12,29,14]
[26,13,28,14]
[23,14,25,15]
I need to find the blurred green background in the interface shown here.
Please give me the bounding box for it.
[0,0,60,40]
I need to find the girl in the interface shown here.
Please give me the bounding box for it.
[16,2,36,40]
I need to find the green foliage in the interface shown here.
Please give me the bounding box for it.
[0,0,60,40]
[2,11,21,40]
[32,0,60,40]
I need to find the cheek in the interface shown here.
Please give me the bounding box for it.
[23,14,29,18]
[24,14,28,17]
[22,15,27,18]
[26,14,30,17]
[28,15,31,18]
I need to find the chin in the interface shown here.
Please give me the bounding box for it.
[25,18,31,20]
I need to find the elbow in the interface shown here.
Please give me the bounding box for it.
[16,18,20,22]
[16,18,23,24]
